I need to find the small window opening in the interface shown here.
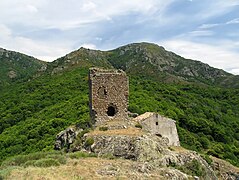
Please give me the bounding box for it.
[107,106,116,116]
[156,122,158,126]
[98,86,107,99]
[156,133,162,137]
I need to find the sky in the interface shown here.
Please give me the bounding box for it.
[0,0,239,74]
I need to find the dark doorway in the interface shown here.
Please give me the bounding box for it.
[107,106,116,116]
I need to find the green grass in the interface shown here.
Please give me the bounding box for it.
[67,152,97,159]
[1,151,66,167]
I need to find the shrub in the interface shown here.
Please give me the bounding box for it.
[24,160,37,167]
[78,129,90,138]
[184,160,205,176]
[135,123,142,129]
[99,126,108,131]
[34,158,60,167]
[201,154,212,165]
[100,153,115,160]
[174,159,206,177]
[68,152,97,159]
[46,154,66,164]
[84,137,94,147]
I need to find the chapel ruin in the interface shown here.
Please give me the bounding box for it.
[89,68,129,124]
[133,112,180,146]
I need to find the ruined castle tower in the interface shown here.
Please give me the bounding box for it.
[89,68,129,124]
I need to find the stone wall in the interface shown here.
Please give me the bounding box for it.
[134,112,180,146]
[89,68,129,124]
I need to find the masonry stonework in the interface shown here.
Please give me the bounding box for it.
[89,68,129,124]
[134,112,180,146]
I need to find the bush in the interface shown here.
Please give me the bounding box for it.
[99,126,108,131]
[84,137,94,147]
[46,154,66,164]
[100,153,115,160]
[201,154,212,165]
[175,159,206,177]
[78,129,90,138]
[68,151,97,159]
[24,160,37,167]
[135,123,142,129]
[34,158,60,167]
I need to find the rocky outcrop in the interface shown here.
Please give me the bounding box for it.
[7,70,17,79]
[54,127,82,150]
[211,157,239,180]
[55,121,239,179]
[79,132,217,179]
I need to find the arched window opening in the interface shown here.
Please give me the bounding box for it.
[107,105,117,116]
[98,86,107,99]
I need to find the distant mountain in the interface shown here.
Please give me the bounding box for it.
[47,42,239,88]
[108,43,237,86]
[0,48,47,87]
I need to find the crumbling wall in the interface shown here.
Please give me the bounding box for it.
[89,68,129,124]
[135,112,180,146]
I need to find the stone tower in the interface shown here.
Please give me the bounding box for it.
[89,68,129,124]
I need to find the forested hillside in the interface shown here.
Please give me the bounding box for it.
[0,43,239,167]
[0,48,46,87]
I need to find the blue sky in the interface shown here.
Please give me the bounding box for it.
[0,0,239,74]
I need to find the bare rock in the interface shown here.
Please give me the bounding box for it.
[54,127,83,150]
[8,70,17,79]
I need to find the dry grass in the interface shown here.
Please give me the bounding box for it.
[89,127,144,137]
[169,146,190,153]
[211,156,239,173]
[5,158,164,180]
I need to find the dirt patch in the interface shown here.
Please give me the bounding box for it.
[89,127,145,137]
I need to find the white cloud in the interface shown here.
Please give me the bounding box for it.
[0,24,12,38]
[0,0,172,30]
[0,0,239,72]
[229,68,239,74]
[226,18,239,24]
[159,39,239,75]
[188,30,213,37]
[26,5,38,13]
[81,1,97,12]
[199,23,220,29]
[0,0,175,60]
[0,24,71,61]
[81,43,96,49]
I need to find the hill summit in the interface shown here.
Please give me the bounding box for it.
[48,42,239,88]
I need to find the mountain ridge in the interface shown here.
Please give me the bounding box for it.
[1,42,238,88]
[47,42,239,88]
[0,47,47,87]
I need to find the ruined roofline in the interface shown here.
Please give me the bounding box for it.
[133,112,176,123]
[89,67,126,75]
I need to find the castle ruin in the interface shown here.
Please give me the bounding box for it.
[89,68,129,124]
